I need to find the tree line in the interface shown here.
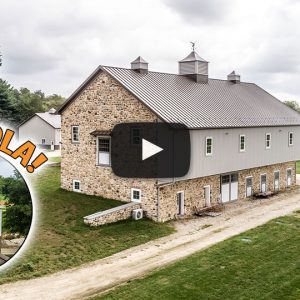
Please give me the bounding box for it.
[0,79,64,126]
[0,171,32,235]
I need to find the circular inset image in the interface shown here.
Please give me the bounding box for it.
[0,157,32,266]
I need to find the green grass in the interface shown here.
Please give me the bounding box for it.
[0,167,174,284]
[297,161,300,174]
[93,214,300,300]
[48,156,61,163]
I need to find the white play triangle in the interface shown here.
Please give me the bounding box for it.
[142,139,164,161]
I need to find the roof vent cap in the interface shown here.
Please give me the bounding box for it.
[131,56,148,74]
[49,108,56,114]
[178,50,208,83]
[227,71,240,83]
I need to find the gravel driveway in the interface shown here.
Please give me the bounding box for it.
[0,188,299,300]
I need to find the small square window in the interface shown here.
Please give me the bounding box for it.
[42,139,46,145]
[73,180,81,192]
[131,188,141,202]
[72,126,79,143]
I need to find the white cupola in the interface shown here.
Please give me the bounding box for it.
[179,51,209,83]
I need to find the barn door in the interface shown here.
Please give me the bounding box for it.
[221,175,230,203]
[246,177,253,197]
[274,171,280,192]
[261,174,267,193]
[287,169,292,187]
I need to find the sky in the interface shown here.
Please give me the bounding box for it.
[0,0,300,103]
[0,157,16,177]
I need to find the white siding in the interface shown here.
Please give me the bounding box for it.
[19,115,57,146]
[179,126,300,181]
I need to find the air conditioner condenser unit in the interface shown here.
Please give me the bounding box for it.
[132,208,143,220]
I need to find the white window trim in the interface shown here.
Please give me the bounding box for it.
[71,126,80,143]
[205,137,213,156]
[260,173,267,192]
[96,136,111,166]
[245,176,253,197]
[131,188,141,203]
[239,134,246,152]
[288,132,294,146]
[266,133,271,150]
[72,180,81,192]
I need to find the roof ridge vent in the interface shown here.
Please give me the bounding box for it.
[227,70,240,83]
[131,56,148,74]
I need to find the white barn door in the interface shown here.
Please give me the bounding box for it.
[221,175,230,203]
[246,177,253,197]
[261,174,267,193]
[274,171,279,192]
[221,173,238,203]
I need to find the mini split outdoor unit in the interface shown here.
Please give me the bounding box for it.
[132,209,143,220]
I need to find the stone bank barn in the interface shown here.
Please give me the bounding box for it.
[58,51,300,223]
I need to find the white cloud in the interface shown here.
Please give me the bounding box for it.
[0,0,299,104]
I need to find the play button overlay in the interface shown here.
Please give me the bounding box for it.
[111,122,190,178]
[142,139,163,161]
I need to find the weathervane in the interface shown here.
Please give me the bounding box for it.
[190,42,195,51]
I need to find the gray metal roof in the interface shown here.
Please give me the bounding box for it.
[100,66,300,128]
[36,112,61,129]
[179,51,208,62]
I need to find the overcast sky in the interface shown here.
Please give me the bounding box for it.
[0,157,15,177]
[0,0,300,103]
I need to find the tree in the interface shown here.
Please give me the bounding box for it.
[43,94,65,111]
[0,76,65,125]
[1,172,32,235]
[283,100,300,113]
[0,79,18,123]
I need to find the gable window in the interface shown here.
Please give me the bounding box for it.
[131,127,141,145]
[97,137,111,166]
[288,132,293,146]
[41,138,46,145]
[239,135,245,152]
[131,188,141,202]
[205,137,213,156]
[266,133,271,149]
[73,180,81,192]
[72,126,79,143]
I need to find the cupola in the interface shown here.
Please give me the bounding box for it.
[178,51,209,83]
[131,56,148,74]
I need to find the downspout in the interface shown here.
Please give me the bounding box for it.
[156,184,160,222]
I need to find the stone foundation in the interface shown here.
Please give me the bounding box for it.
[238,161,296,199]
[157,161,296,222]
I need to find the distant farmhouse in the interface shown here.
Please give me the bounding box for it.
[19,108,61,150]
[58,50,300,223]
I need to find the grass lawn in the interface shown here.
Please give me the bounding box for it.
[94,213,300,300]
[0,167,174,284]
[297,161,300,174]
[48,156,61,163]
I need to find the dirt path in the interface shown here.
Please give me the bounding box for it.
[0,189,300,300]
